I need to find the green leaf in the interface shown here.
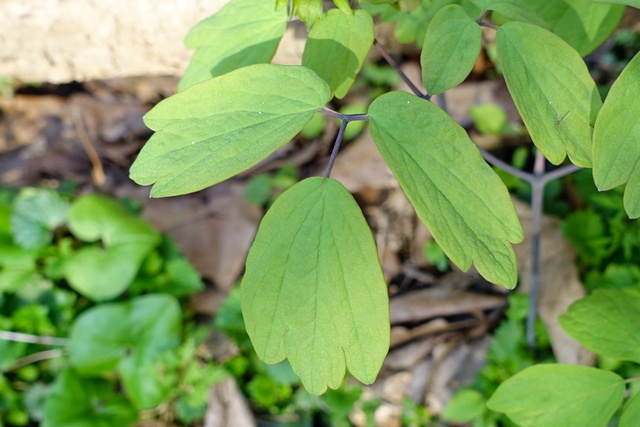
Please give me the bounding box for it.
[471,0,546,27]
[497,21,602,167]
[332,0,353,13]
[241,178,390,394]
[421,5,481,95]
[593,52,640,218]
[442,389,486,422]
[487,364,625,427]
[69,294,181,408]
[527,0,624,57]
[620,391,640,427]
[368,91,523,287]
[294,0,323,25]
[559,289,640,363]
[302,9,374,98]
[10,188,67,250]
[591,0,640,6]
[178,0,288,91]
[42,369,137,427]
[469,104,508,134]
[130,64,331,197]
[65,195,160,301]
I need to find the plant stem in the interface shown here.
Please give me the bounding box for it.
[479,148,536,183]
[374,40,429,99]
[10,349,67,371]
[476,10,499,30]
[625,376,640,383]
[0,330,69,346]
[526,150,545,350]
[324,119,348,179]
[321,108,369,122]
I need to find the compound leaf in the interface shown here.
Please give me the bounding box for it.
[421,5,482,95]
[131,64,331,197]
[241,178,390,395]
[497,21,601,167]
[487,364,624,427]
[620,392,640,427]
[65,195,160,301]
[559,289,640,363]
[294,0,324,25]
[368,91,523,288]
[592,52,640,218]
[302,9,374,98]
[179,0,288,91]
[43,369,137,427]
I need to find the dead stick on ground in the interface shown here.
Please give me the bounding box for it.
[71,106,105,186]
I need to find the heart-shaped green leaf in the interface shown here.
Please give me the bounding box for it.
[69,294,181,409]
[302,9,374,98]
[43,369,137,427]
[559,289,640,363]
[179,0,288,91]
[65,195,160,301]
[130,64,331,197]
[487,364,624,427]
[592,52,640,218]
[369,91,523,288]
[497,21,602,167]
[421,4,482,95]
[241,178,390,394]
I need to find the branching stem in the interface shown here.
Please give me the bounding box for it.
[321,107,369,122]
[324,119,348,179]
[374,40,430,100]
[0,330,69,346]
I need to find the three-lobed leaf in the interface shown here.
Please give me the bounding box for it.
[592,51,640,218]
[368,91,523,288]
[130,64,331,197]
[559,289,640,363]
[487,364,625,427]
[421,4,482,95]
[497,21,602,167]
[241,177,390,394]
[302,9,374,99]
[179,0,288,91]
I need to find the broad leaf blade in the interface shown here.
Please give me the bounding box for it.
[591,0,640,8]
[559,289,640,363]
[471,0,546,27]
[593,52,640,218]
[131,64,331,197]
[43,369,137,427]
[497,21,602,167]
[179,0,287,91]
[241,178,390,394]
[421,5,482,95]
[527,0,624,57]
[302,9,374,98]
[294,0,324,25]
[620,391,640,427]
[10,188,68,250]
[368,91,523,288]
[487,364,625,427]
[65,195,160,301]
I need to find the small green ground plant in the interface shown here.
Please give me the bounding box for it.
[129,0,640,424]
[0,187,226,426]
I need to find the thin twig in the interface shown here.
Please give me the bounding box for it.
[9,349,67,371]
[321,108,369,122]
[0,330,69,346]
[540,163,581,185]
[526,150,546,350]
[477,20,499,30]
[479,148,535,183]
[374,40,429,99]
[324,120,348,179]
